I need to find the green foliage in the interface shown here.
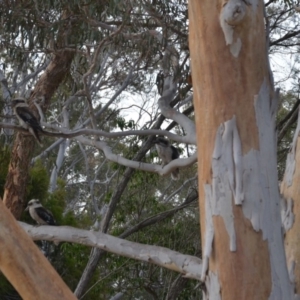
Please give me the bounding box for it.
[22,163,75,225]
[26,159,49,201]
[0,274,21,300]
[54,243,96,291]
[116,117,136,131]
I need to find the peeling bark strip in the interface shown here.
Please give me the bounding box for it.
[201,85,293,298]
[220,0,247,57]
[282,111,300,186]
[281,197,294,233]
[3,50,74,219]
[210,82,291,297]
[189,0,293,299]
[203,271,221,300]
[204,117,242,260]
[281,105,300,296]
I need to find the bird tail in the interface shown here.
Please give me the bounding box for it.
[42,130,59,137]
[29,127,43,146]
[171,168,180,181]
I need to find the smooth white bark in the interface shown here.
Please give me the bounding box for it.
[19,222,202,281]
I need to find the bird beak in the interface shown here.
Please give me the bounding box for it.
[25,206,29,211]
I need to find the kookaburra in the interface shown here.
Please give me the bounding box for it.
[154,137,180,180]
[11,98,44,146]
[25,199,56,226]
[156,71,164,96]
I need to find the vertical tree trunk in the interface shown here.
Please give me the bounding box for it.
[3,50,74,219]
[189,0,293,298]
[280,116,300,297]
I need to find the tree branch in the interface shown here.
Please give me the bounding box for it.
[0,122,197,176]
[120,190,198,238]
[19,222,202,281]
[0,122,194,144]
[76,136,197,177]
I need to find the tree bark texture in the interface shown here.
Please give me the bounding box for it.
[280,113,300,297]
[189,0,293,299]
[3,50,74,219]
[0,199,77,300]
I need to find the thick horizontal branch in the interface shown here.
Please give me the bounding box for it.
[19,222,202,281]
[0,123,197,176]
[0,122,195,144]
[76,136,198,177]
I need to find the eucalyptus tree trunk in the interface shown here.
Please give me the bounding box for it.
[3,50,74,219]
[280,115,300,296]
[189,0,293,298]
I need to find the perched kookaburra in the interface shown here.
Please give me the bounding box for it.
[156,71,164,96]
[154,136,180,180]
[11,98,44,146]
[25,199,56,226]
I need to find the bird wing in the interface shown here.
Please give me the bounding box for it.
[155,137,169,147]
[171,145,180,160]
[156,72,164,96]
[16,106,43,131]
[35,207,56,225]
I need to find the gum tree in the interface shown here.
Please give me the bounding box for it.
[189,0,294,298]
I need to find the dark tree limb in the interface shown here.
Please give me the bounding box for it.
[3,49,75,219]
